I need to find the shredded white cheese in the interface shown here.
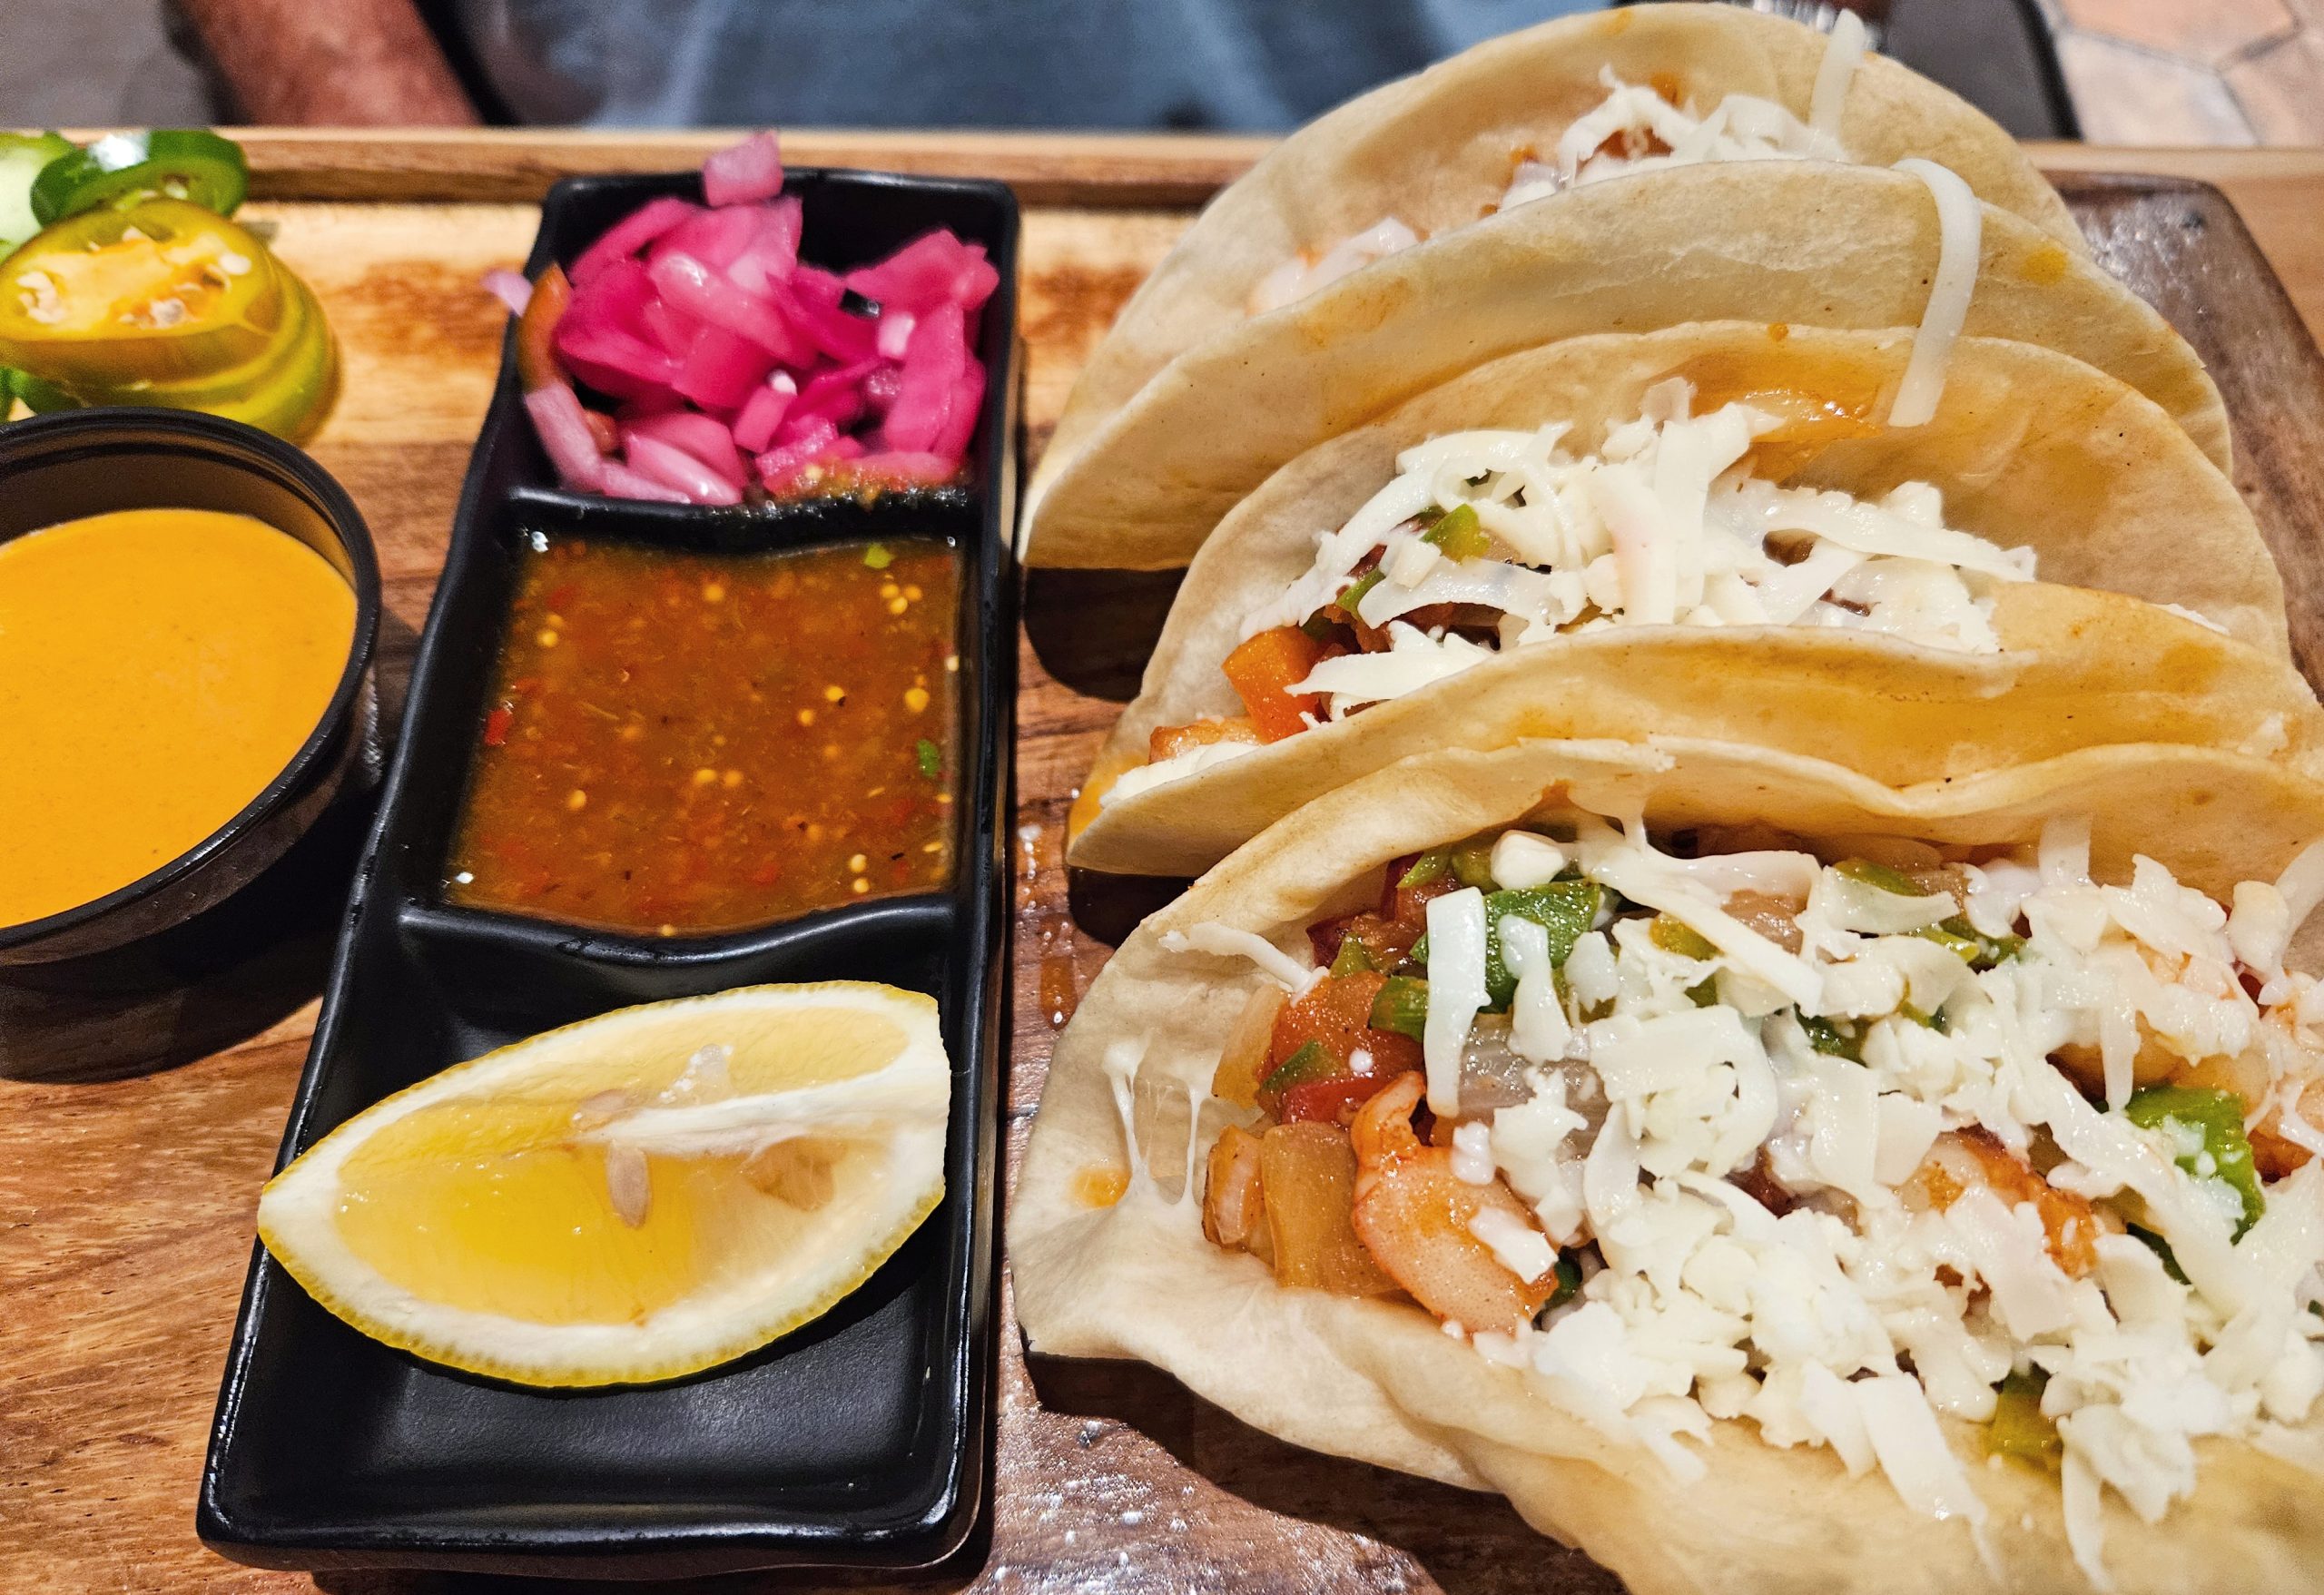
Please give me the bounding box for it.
[1889,159,1984,427]
[1232,389,2039,726]
[1324,812,2324,1581]
[1425,888,1489,1116]
[1159,923,1316,993]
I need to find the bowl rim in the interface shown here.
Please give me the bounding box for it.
[0,408,382,955]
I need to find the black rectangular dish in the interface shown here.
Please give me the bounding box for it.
[198,166,1019,1580]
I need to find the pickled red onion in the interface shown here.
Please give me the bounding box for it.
[625,431,744,505]
[508,131,995,505]
[702,131,783,206]
[732,372,797,454]
[623,410,748,488]
[570,195,694,287]
[525,383,609,489]
[482,270,532,315]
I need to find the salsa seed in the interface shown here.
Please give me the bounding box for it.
[566,789,588,812]
[796,708,815,727]
[944,655,959,672]
[806,822,824,842]
[903,584,922,602]
[848,853,868,872]
[722,770,743,788]
[886,596,908,615]
[823,684,845,703]
[693,767,718,786]
[852,878,871,895]
[879,582,900,599]
[921,842,942,853]
[702,582,725,602]
[537,629,560,647]
[903,686,931,714]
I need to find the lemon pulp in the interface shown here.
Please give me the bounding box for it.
[258,985,946,1385]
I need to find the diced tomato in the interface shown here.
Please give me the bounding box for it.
[1382,854,1462,928]
[1222,625,1331,743]
[480,704,514,747]
[1306,910,1422,971]
[1280,1071,1399,1125]
[1268,971,1423,1078]
[1148,715,1262,763]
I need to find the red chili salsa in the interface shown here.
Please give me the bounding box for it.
[444,535,960,934]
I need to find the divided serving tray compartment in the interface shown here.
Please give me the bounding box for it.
[198,165,1020,1580]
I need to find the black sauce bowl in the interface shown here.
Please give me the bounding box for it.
[0,409,380,966]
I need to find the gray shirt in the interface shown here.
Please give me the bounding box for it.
[446,0,1600,128]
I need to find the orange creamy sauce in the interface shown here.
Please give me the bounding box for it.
[0,508,354,927]
[444,536,960,936]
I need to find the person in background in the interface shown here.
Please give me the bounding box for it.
[174,0,1600,129]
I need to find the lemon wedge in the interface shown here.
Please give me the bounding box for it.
[256,981,950,1387]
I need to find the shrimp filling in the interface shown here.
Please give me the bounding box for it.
[1108,381,2035,809]
[1169,815,2324,1587]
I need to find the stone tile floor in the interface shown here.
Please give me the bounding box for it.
[0,0,2318,143]
[2046,0,2324,143]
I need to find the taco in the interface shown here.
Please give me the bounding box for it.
[1019,161,2229,570]
[1039,2,2082,505]
[1016,735,2324,1594]
[1068,323,2311,878]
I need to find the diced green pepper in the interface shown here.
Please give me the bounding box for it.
[1901,1002,1950,1034]
[2124,1085,2265,1238]
[862,542,892,569]
[1421,502,1490,560]
[1334,567,1384,620]
[1329,935,1374,979]
[1482,881,1603,1009]
[30,129,248,226]
[1798,1014,1863,1062]
[1986,1368,2062,1472]
[1452,839,1500,891]
[1649,915,1718,961]
[915,738,943,779]
[2128,1223,2190,1284]
[0,132,74,252]
[1834,857,1929,897]
[1260,1039,1336,1097]
[1370,975,1430,1041]
[1917,915,2024,970]
[1399,850,1451,891]
[1544,1251,1583,1311]
[1685,978,1718,1009]
[1410,931,1430,964]
[1299,612,1339,642]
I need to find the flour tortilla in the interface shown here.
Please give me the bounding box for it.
[1015,736,2324,1594]
[1020,163,2228,569]
[1040,1,2083,500]
[1068,323,2308,876]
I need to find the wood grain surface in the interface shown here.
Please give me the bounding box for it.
[4,136,2324,1595]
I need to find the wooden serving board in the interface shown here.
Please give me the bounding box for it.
[5,133,2324,1595]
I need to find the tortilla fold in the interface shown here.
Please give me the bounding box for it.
[1038,1,2084,515]
[1067,323,2309,877]
[1016,735,2324,1594]
[1022,164,2228,570]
